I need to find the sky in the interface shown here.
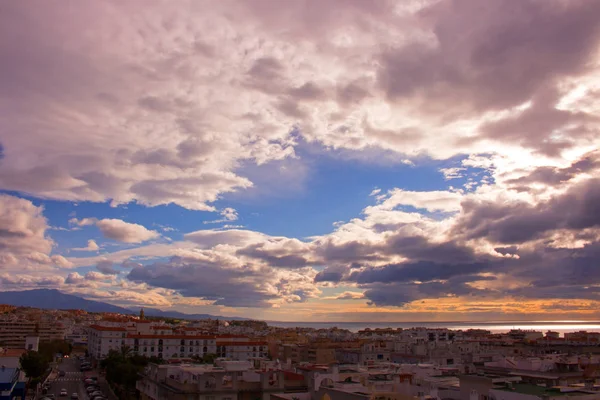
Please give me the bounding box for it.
[1,0,600,322]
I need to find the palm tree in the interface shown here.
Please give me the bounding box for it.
[119,345,133,359]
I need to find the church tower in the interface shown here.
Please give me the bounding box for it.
[139,308,145,320]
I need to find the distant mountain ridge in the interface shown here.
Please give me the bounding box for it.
[0,289,132,314]
[0,289,247,321]
[139,307,248,321]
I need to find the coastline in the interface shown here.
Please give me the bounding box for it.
[267,320,600,334]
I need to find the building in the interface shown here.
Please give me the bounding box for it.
[136,360,285,400]
[216,341,268,361]
[0,319,65,348]
[0,367,25,400]
[88,321,269,361]
[489,383,599,400]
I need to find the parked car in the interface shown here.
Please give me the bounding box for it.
[70,394,78,399]
[60,389,67,396]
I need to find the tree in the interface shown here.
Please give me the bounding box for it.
[119,345,133,359]
[202,353,217,364]
[19,351,49,379]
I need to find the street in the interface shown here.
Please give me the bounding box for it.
[43,357,86,399]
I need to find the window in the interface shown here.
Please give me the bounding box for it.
[158,339,163,345]
[181,339,185,345]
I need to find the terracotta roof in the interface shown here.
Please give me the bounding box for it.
[0,348,26,357]
[217,341,267,346]
[89,325,127,332]
[283,371,305,381]
[128,334,217,339]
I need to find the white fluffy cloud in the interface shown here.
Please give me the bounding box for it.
[2,1,598,214]
[72,239,100,252]
[0,194,68,270]
[2,1,600,314]
[96,219,159,243]
[70,218,159,243]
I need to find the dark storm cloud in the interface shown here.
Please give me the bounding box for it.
[379,0,600,112]
[454,178,600,244]
[362,277,493,307]
[96,260,119,275]
[127,258,277,307]
[384,235,478,264]
[347,261,492,284]
[506,151,600,187]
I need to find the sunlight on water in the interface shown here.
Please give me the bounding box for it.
[270,321,600,334]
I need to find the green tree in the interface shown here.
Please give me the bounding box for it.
[119,345,133,359]
[19,351,49,379]
[202,353,217,364]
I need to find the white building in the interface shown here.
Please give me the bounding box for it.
[88,321,271,361]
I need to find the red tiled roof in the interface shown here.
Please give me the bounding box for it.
[283,371,305,381]
[89,325,127,332]
[217,341,267,346]
[128,334,216,339]
[0,348,26,357]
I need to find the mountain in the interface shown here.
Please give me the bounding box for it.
[0,289,248,321]
[0,289,132,314]
[140,307,248,321]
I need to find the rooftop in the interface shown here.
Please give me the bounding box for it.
[496,384,595,397]
[0,367,18,383]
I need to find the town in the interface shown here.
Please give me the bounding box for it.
[2,305,600,400]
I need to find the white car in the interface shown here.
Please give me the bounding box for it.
[60,389,67,397]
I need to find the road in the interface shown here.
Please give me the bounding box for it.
[42,358,86,399]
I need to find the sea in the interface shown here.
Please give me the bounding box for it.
[268,321,600,335]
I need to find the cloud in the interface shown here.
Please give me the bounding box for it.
[96,260,119,275]
[65,272,84,285]
[70,218,159,243]
[95,219,159,243]
[203,207,239,224]
[2,0,600,317]
[72,239,100,252]
[127,255,319,308]
[453,178,600,245]
[0,194,56,270]
[3,0,598,215]
[335,291,365,300]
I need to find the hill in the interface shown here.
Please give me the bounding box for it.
[0,289,132,314]
[140,307,247,321]
[0,289,247,321]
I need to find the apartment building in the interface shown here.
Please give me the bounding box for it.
[0,318,65,348]
[87,324,219,361]
[216,341,268,361]
[136,360,285,400]
[87,321,270,361]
